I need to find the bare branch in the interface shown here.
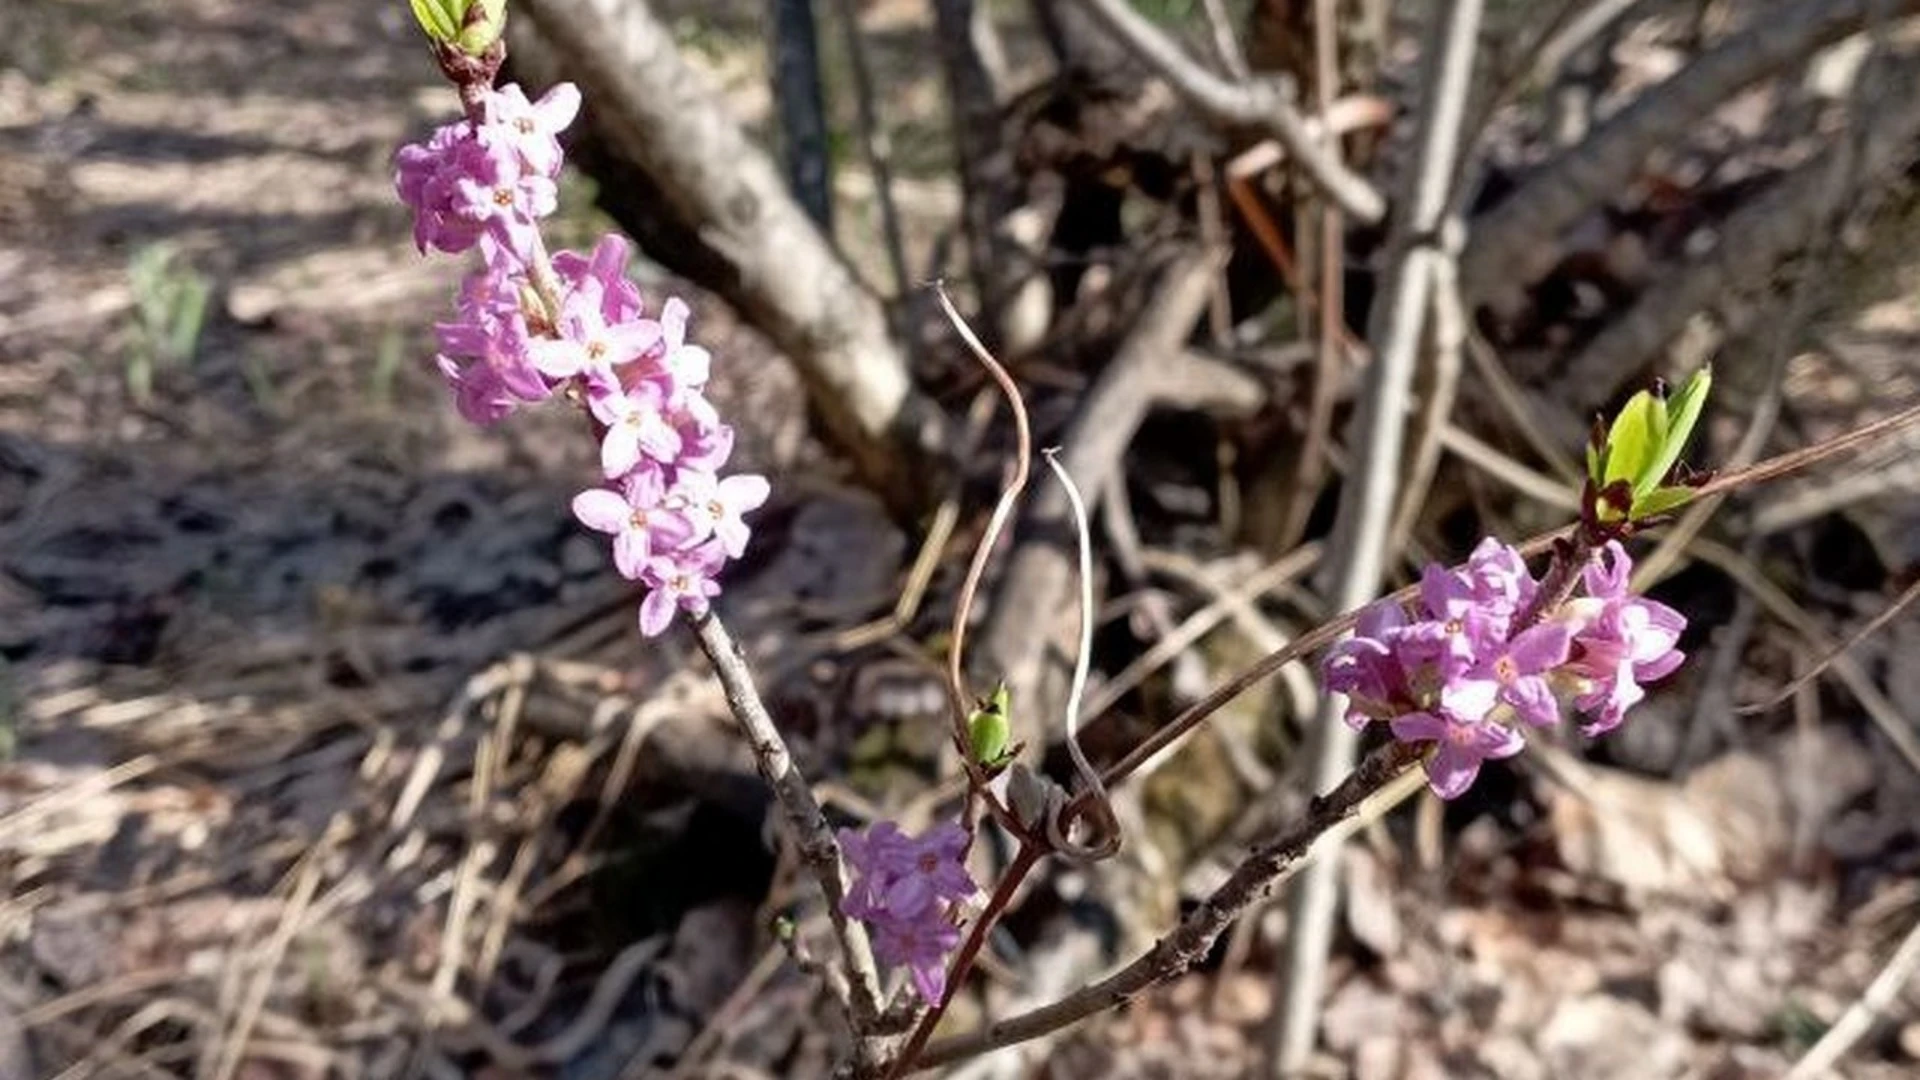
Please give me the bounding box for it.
[509,0,949,509]
[1461,0,1920,299]
[688,613,886,1030]
[1072,0,1387,222]
[932,0,1035,346]
[1561,52,1920,400]
[829,0,913,298]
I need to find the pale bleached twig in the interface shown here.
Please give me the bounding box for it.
[1040,449,1119,862]
[1785,913,1920,1080]
[1274,0,1486,1068]
[1073,0,1387,223]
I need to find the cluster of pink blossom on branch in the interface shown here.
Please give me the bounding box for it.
[394,76,766,636]
[839,820,979,1003]
[1326,538,1685,799]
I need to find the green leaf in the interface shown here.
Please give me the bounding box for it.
[967,682,1013,767]
[1641,366,1712,497]
[1602,389,1661,492]
[1630,485,1696,519]
[409,0,460,42]
[455,0,508,54]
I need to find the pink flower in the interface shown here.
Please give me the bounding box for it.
[589,380,683,478]
[670,469,770,558]
[839,819,977,1004]
[1567,596,1686,735]
[552,235,646,324]
[570,467,695,579]
[1318,537,1685,799]
[436,354,519,425]
[670,393,736,473]
[528,281,663,382]
[650,298,712,388]
[1391,710,1526,800]
[395,122,490,256]
[870,915,963,1005]
[1467,621,1573,728]
[841,821,975,922]
[637,541,726,636]
[480,82,581,178]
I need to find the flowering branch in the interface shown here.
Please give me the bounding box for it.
[383,6,1920,1078]
[390,0,887,1043]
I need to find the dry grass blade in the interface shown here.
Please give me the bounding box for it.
[1785,913,1920,1080]
[1737,577,1920,717]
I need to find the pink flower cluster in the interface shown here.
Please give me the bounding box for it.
[396,83,767,636]
[1324,539,1684,799]
[839,820,978,1004]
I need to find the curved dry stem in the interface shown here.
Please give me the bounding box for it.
[937,283,1033,729]
[1041,449,1121,862]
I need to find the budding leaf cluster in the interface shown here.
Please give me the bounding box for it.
[1587,366,1713,524]
[409,0,507,55]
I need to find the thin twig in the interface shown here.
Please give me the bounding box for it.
[1073,0,1387,222]
[1683,538,1920,778]
[883,844,1043,1079]
[1040,449,1120,862]
[1042,449,1109,819]
[936,283,1033,728]
[829,0,913,298]
[1081,543,1324,725]
[916,741,1428,1070]
[1737,578,1920,716]
[689,612,886,1029]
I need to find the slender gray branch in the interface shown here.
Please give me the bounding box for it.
[829,0,912,299]
[1073,0,1388,223]
[1273,0,1485,1071]
[768,0,835,230]
[690,612,885,1029]
[932,0,1034,346]
[1461,0,1920,300]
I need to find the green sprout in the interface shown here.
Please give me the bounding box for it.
[408,0,506,55]
[1587,366,1713,525]
[967,682,1014,768]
